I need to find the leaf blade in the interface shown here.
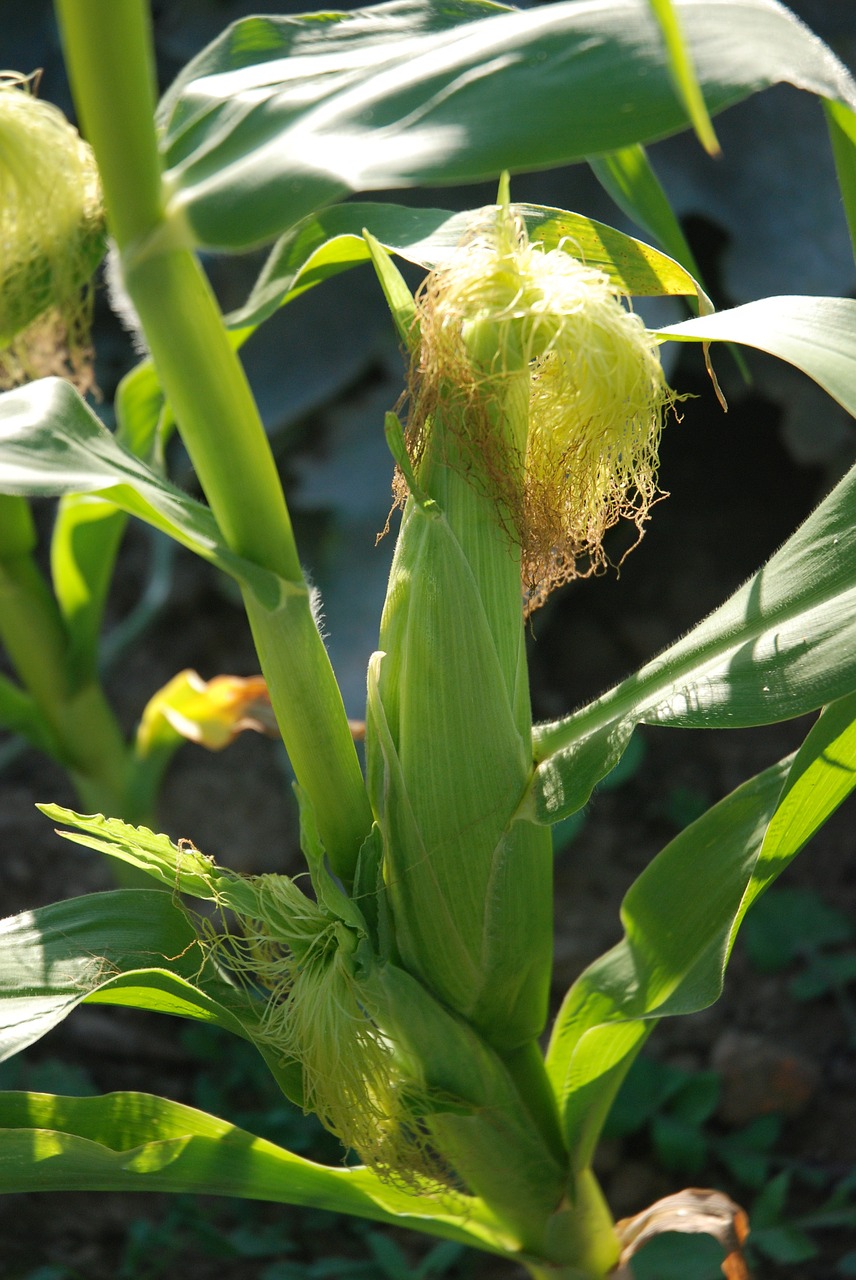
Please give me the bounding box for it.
[657,295,856,418]
[231,199,708,331]
[0,379,298,610]
[0,1091,509,1252]
[646,0,720,155]
[547,692,856,1167]
[156,0,856,250]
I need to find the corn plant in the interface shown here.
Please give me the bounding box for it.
[2,1,856,1277]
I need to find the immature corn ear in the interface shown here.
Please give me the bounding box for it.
[366,226,553,1053]
[0,74,105,391]
[367,202,675,1051]
[214,865,570,1237]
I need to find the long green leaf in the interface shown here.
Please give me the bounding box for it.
[156,0,856,251]
[737,688,856,912]
[0,1091,510,1253]
[545,758,788,1167]
[49,496,128,686]
[657,295,856,416]
[527,319,856,825]
[37,805,261,910]
[0,379,297,611]
[589,146,749,376]
[0,881,306,1102]
[588,145,705,298]
[825,100,856,269]
[547,688,856,1167]
[646,0,719,155]
[0,890,203,1060]
[231,200,709,330]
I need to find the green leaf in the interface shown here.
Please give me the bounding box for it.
[156,0,856,250]
[231,200,708,331]
[527,448,856,825]
[0,378,299,611]
[646,0,720,155]
[363,230,419,350]
[738,689,856,914]
[748,1168,791,1227]
[602,1055,683,1137]
[588,145,705,302]
[0,881,304,1105]
[0,889,208,1060]
[650,1113,708,1175]
[668,1072,720,1127]
[742,886,855,973]
[546,688,856,1165]
[657,295,856,417]
[751,1224,818,1265]
[0,1091,509,1254]
[114,357,171,463]
[49,495,128,685]
[824,101,856,269]
[790,951,856,1002]
[630,1233,723,1280]
[37,806,259,913]
[546,757,790,1167]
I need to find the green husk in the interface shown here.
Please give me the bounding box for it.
[366,199,674,1052]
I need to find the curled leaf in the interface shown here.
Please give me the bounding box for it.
[615,1188,751,1279]
[137,669,276,754]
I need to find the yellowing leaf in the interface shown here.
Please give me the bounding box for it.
[137,669,275,754]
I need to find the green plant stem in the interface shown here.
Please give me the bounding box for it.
[54,0,372,877]
[540,1171,622,1279]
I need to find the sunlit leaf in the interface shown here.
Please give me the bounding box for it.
[736,689,856,914]
[547,689,856,1165]
[0,890,212,1060]
[646,0,720,155]
[0,378,298,611]
[546,758,789,1167]
[588,146,704,303]
[36,806,256,905]
[657,295,856,417]
[0,1091,509,1253]
[231,200,709,330]
[156,0,856,250]
[825,100,856,268]
[0,880,305,1105]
